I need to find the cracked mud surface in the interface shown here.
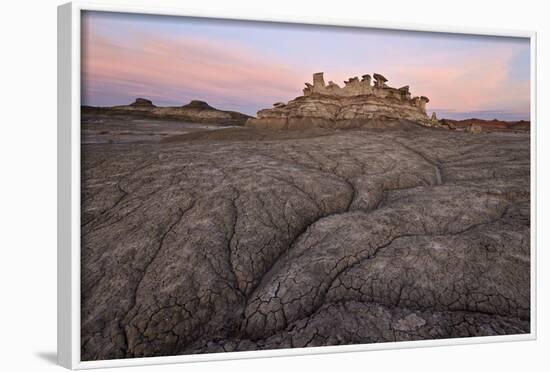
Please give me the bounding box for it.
[81,124,530,360]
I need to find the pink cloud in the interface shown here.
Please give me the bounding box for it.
[82,27,307,110]
[316,44,529,118]
[383,46,529,116]
[82,17,529,119]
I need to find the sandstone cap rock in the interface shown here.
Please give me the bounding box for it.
[373,73,388,83]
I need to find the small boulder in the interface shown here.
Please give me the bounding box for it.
[469,124,483,134]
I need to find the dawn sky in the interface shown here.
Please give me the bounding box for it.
[81,11,531,120]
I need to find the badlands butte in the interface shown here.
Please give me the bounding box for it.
[81,72,530,360]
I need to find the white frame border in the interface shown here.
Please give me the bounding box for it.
[57,1,537,369]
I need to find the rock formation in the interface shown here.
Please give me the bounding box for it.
[181,100,216,110]
[246,72,432,130]
[440,118,530,133]
[82,98,252,126]
[129,98,156,107]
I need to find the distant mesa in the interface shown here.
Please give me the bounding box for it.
[82,98,251,126]
[130,98,156,107]
[182,100,216,110]
[439,118,530,133]
[246,72,434,130]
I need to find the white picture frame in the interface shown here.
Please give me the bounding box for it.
[57,1,537,369]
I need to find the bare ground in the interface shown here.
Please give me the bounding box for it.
[81,122,530,360]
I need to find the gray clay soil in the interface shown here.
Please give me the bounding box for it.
[80,119,530,360]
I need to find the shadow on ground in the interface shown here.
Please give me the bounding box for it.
[35,351,57,365]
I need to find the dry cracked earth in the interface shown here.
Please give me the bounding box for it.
[81,121,530,361]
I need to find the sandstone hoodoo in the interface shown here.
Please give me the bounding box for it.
[246,72,433,130]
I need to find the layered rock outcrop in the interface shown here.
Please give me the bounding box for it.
[246,72,432,130]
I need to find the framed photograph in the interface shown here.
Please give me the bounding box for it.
[58,1,537,369]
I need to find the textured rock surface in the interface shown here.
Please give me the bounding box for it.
[247,72,432,129]
[81,123,530,360]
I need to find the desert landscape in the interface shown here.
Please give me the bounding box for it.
[80,71,530,360]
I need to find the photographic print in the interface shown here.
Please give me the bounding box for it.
[79,10,531,361]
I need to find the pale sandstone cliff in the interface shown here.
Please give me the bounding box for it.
[246,72,432,130]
